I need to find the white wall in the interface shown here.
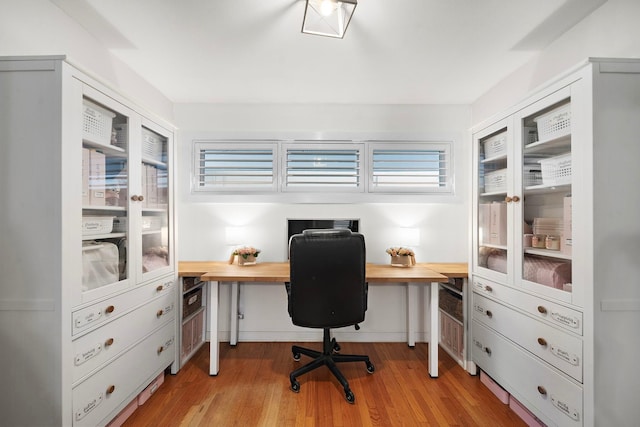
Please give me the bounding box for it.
[174,103,472,342]
[472,0,640,124]
[0,0,173,120]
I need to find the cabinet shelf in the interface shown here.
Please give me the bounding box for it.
[524,248,572,260]
[83,139,127,157]
[481,153,507,164]
[142,156,167,168]
[523,183,571,194]
[524,134,571,156]
[82,232,126,241]
[83,205,126,212]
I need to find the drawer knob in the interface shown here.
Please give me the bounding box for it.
[537,337,548,347]
[537,385,547,396]
[157,346,164,355]
[105,305,115,314]
[537,305,547,314]
[156,285,164,292]
[485,285,493,292]
[105,338,114,347]
[106,385,116,395]
[156,309,164,318]
[484,347,492,356]
[486,310,493,319]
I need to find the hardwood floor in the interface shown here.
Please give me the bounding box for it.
[123,342,526,426]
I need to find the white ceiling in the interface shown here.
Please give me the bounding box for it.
[52,0,607,105]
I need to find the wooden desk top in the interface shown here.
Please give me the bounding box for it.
[178,261,465,283]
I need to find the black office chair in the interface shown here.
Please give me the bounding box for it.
[286,229,374,403]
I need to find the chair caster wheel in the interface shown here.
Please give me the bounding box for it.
[332,339,341,353]
[291,380,300,393]
[292,352,301,361]
[345,389,355,404]
[366,361,375,373]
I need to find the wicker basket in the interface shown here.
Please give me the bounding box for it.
[83,99,115,146]
[540,153,571,186]
[534,104,571,141]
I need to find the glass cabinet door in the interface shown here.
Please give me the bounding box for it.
[473,119,513,283]
[81,91,132,303]
[516,90,573,303]
[138,120,172,282]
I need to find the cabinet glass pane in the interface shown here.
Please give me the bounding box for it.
[477,128,508,274]
[141,127,170,275]
[521,100,572,294]
[82,98,129,293]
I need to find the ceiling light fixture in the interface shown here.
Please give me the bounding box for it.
[302,0,357,39]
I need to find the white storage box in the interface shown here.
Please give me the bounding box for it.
[142,128,164,162]
[484,168,507,193]
[83,99,115,146]
[483,132,507,158]
[523,164,543,187]
[534,103,571,141]
[82,216,114,236]
[539,153,571,186]
[113,123,128,149]
[82,241,119,291]
[142,216,162,231]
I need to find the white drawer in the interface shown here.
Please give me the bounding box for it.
[472,276,583,335]
[72,322,175,427]
[473,293,583,382]
[72,291,175,383]
[72,276,175,336]
[472,320,583,426]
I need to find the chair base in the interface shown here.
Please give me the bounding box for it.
[289,328,374,403]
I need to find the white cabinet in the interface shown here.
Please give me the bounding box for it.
[0,56,177,426]
[470,58,640,426]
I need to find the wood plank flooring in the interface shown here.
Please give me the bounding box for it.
[123,342,526,426]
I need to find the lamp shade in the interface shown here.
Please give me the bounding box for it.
[302,0,357,39]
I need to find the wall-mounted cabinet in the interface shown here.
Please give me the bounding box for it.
[470,58,640,426]
[0,56,177,426]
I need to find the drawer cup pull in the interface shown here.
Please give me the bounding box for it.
[157,346,164,355]
[537,385,547,396]
[537,305,547,314]
[157,309,164,318]
[106,385,116,395]
[485,285,493,292]
[486,310,493,318]
[104,338,114,347]
[537,337,548,347]
[484,347,492,356]
[105,305,115,314]
[156,285,164,292]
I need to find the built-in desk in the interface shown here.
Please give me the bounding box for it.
[179,261,467,378]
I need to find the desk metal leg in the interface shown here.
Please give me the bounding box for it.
[407,283,418,347]
[230,281,239,346]
[208,280,219,376]
[429,282,439,378]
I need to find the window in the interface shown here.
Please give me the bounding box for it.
[192,140,453,197]
[193,141,277,192]
[282,143,363,192]
[369,143,452,193]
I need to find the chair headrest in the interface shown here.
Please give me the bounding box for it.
[302,228,352,239]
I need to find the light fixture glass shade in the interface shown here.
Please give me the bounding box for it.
[302,0,357,39]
